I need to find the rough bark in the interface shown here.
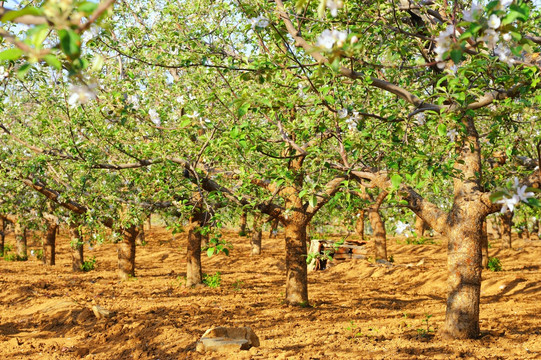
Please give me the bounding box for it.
[0,218,5,257]
[269,217,279,238]
[136,226,145,246]
[500,211,513,249]
[442,116,485,340]
[415,216,428,237]
[43,221,58,265]
[186,210,208,287]
[444,207,484,339]
[14,221,27,260]
[368,208,387,260]
[69,225,84,272]
[481,220,489,269]
[355,210,365,240]
[284,219,308,305]
[251,212,263,255]
[239,211,248,236]
[118,227,138,280]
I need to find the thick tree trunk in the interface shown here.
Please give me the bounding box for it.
[43,221,58,265]
[239,211,248,236]
[0,218,5,257]
[251,213,263,255]
[368,209,387,260]
[481,220,489,269]
[186,214,203,287]
[415,216,428,237]
[118,227,138,280]
[69,225,84,271]
[14,221,27,260]
[355,210,365,240]
[284,220,308,305]
[442,116,485,339]
[501,211,513,249]
[443,209,484,339]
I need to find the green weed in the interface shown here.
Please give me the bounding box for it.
[202,272,221,288]
[487,257,502,272]
[80,257,96,272]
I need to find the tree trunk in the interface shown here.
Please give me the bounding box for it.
[490,216,502,239]
[14,221,27,260]
[481,220,488,269]
[69,225,84,272]
[186,210,209,287]
[269,217,279,238]
[136,226,145,246]
[442,116,484,339]
[532,218,540,240]
[284,220,308,305]
[118,227,138,280]
[239,211,248,236]
[355,210,365,240]
[368,208,387,260]
[501,211,513,249]
[43,221,58,265]
[415,215,428,237]
[443,208,484,339]
[0,218,5,257]
[251,213,263,255]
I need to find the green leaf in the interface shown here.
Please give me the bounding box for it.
[58,29,81,60]
[526,197,540,208]
[207,247,215,257]
[450,49,463,64]
[17,63,31,80]
[317,0,326,18]
[309,194,317,208]
[391,174,402,189]
[1,6,42,22]
[489,191,507,203]
[437,123,447,137]
[237,102,250,118]
[0,48,23,61]
[78,2,99,15]
[42,54,61,70]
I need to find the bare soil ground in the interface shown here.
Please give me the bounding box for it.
[1,227,540,360]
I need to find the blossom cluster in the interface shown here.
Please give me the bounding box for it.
[435,0,519,68]
[68,84,97,107]
[496,177,535,213]
[316,29,348,51]
[250,15,269,29]
[395,221,412,237]
[326,0,344,17]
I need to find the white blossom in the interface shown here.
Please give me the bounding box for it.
[338,108,348,118]
[149,108,161,126]
[395,221,411,235]
[497,194,520,213]
[187,111,200,119]
[500,0,513,9]
[447,129,459,142]
[326,0,344,17]
[495,44,515,65]
[316,29,348,51]
[434,25,455,68]
[415,113,426,125]
[482,29,499,48]
[128,94,140,109]
[516,185,535,202]
[488,14,501,29]
[502,33,512,42]
[0,66,8,81]
[175,95,185,104]
[68,84,96,107]
[462,2,483,22]
[250,15,269,29]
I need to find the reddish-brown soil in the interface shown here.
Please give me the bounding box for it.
[1,227,540,359]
